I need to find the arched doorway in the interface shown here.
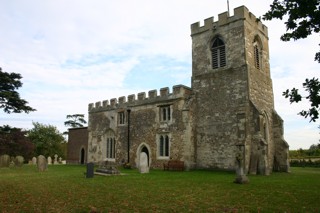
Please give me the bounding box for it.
[141,146,149,166]
[80,148,85,164]
[136,143,151,169]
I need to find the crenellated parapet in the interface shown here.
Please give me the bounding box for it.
[191,5,268,36]
[88,84,192,112]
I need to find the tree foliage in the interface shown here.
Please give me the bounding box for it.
[0,67,36,114]
[0,125,35,160]
[27,122,66,158]
[64,114,87,128]
[263,0,320,122]
[263,0,320,62]
[283,78,320,122]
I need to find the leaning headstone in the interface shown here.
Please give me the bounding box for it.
[47,156,52,165]
[53,154,58,165]
[37,155,48,172]
[32,157,37,165]
[15,156,24,167]
[0,154,11,167]
[139,152,149,174]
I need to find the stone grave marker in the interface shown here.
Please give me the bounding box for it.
[0,154,10,167]
[32,157,37,165]
[47,156,52,165]
[139,152,149,174]
[37,155,48,172]
[53,154,58,165]
[15,156,24,167]
[234,145,249,184]
[86,162,94,178]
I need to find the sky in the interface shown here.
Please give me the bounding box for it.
[0,0,319,150]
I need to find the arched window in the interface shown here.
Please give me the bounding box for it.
[211,37,226,69]
[106,130,116,159]
[253,37,262,70]
[158,134,170,158]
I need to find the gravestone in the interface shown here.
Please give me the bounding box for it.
[15,156,24,167]
[86,162,94,178]
[59,157,62,164]
[0,154,10,167]
[96,160,120,175]
[47,156,52,165]
[234,146,249,184]
[139,152,149,174]
[32,157,37,165]
[37,155,48,172]
[53,154,58,165]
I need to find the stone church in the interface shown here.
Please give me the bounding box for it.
[67,6,290,175]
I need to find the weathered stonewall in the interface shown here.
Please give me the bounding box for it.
[0,154,11,167]
[37,155,48,172]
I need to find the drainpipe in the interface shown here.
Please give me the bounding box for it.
[127,109,131,163]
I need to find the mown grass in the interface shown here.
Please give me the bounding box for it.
[0,165,319,212]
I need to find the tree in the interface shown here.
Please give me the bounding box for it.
[64,114,87,128]
[0,67,36,113]
[283,78,320,122]
[263,0,320,122]
[27,122,66,158]
[0,125,35,161]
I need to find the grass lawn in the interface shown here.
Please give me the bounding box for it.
[0,165,319,212]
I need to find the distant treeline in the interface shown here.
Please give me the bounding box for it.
[289,143,320,167]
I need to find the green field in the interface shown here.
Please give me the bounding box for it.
[0,165,319,212]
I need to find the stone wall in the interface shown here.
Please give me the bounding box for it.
[190,5,289,173]
[87,85,195,169]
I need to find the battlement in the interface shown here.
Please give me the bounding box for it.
[191,6,268,36]
[88,84,192,111]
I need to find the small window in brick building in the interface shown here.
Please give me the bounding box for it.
[211,37,226,69]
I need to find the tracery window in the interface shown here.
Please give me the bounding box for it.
[211,37,226,69]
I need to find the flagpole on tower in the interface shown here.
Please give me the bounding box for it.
[227,0,230,16]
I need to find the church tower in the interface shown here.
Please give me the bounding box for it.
[191,6,289,174]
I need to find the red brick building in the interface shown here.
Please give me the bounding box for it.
[67,127,88,164]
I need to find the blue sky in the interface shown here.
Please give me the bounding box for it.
[0,0,319,150]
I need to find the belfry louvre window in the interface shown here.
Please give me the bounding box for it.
[253,37,262,70]
[159,135,170,157]
[106,137,115,159]
[211,37,226,69]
